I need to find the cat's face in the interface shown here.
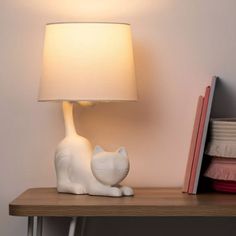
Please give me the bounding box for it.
[91,146,130,186]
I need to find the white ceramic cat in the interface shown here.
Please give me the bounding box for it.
[55,102,133,197]
[91,146,131,186]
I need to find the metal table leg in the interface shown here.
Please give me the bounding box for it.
[27,217,34,236]
[68,217,77,236]
[36,217,43,236]
[28,216,83,236]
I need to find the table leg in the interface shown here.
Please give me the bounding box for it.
[27,217,34,236]
[36,217,43,236]
[68,217,77,236]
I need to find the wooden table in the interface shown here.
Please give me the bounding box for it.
[9,188,236,236]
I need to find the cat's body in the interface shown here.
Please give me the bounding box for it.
[54,102,133,197]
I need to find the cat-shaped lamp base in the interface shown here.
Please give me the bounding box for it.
[55,101,133,197]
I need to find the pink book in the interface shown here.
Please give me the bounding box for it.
[182,96,204,193]
[188,86,211,193]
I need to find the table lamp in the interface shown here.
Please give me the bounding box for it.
[39,22,137,197]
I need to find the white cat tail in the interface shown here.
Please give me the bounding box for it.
[62,101,77,137]
[117,147,128,157]
[93,145,104,155]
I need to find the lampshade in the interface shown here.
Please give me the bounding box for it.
[39,22,137,101]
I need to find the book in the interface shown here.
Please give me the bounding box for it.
[182,96,204,193]
[188,86,211,193]
[192,77,218,193]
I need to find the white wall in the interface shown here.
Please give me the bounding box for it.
[1,0,236,235]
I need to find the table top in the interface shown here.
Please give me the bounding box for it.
[9,188,236,217]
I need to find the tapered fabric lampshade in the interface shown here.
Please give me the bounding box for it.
[39,22,137,101]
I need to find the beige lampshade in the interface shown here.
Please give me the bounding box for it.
[39,22,137,101]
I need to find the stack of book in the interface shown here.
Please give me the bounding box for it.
[183,77,218,194]
[204,119,236,193]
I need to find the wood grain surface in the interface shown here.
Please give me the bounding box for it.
[9,188,236,217]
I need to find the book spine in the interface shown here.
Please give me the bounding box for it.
[188,86,211,193]
[182,96,204,192]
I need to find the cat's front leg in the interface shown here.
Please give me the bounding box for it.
[57,181,87,195]
[88,181,122,197]
[120,186,134,196]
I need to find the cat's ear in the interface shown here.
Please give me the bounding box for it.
[93,145,104,155]
[117,147,128,157]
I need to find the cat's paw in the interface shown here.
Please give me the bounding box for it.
[120,186,134,196]
[109,187,122,197]
[72,184,87,195]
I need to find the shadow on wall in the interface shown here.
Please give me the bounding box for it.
[44,217,236,236]
[211,78,236,118]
